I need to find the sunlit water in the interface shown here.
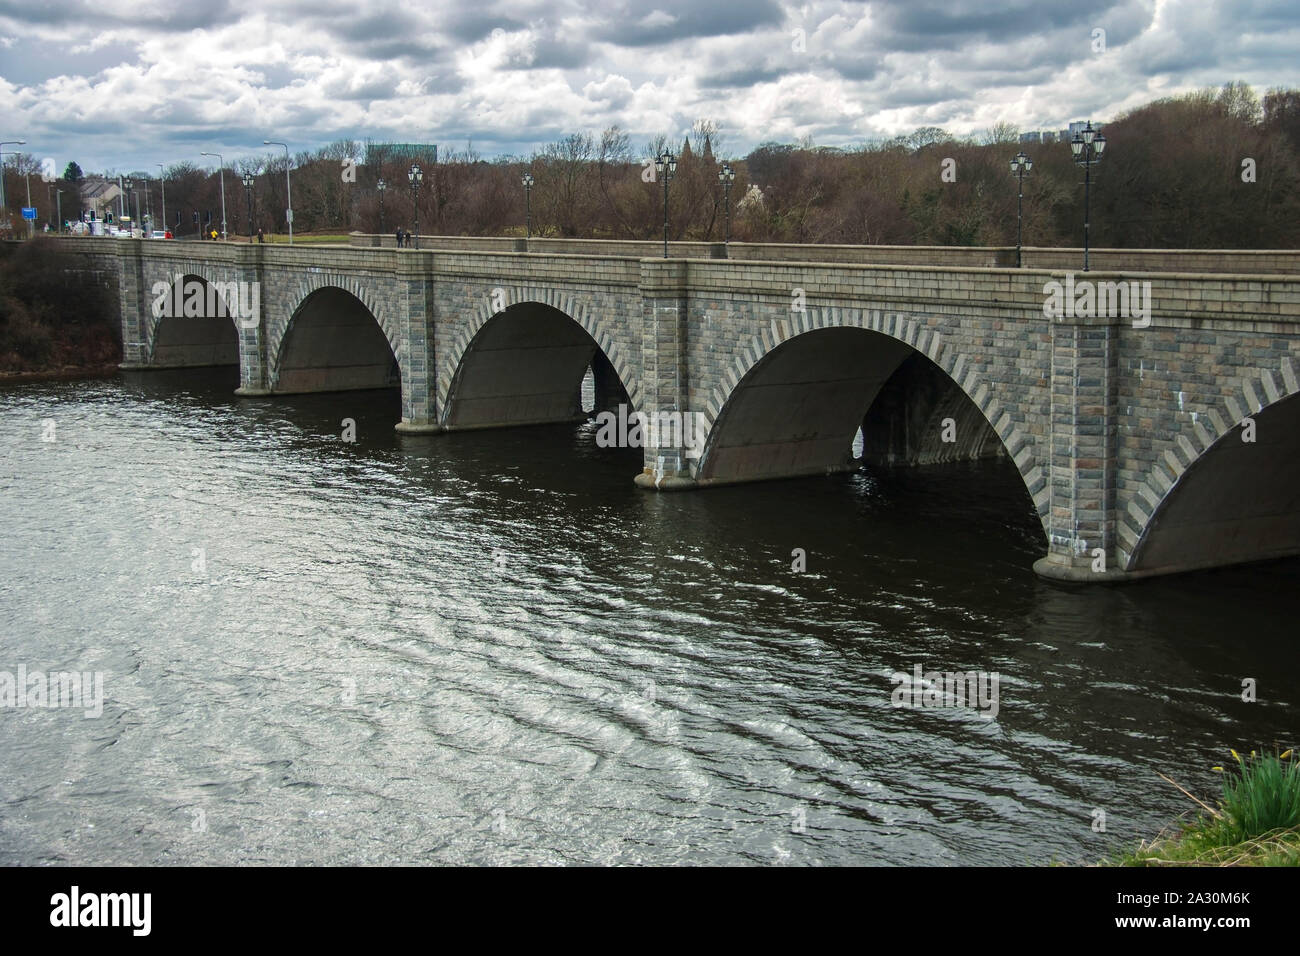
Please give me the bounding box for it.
[1,368,1295,865]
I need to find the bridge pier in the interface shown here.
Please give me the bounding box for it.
[395,269,440,433]
[1035,313,1122,580]
[116,242,150,367]
[634,259,697,490]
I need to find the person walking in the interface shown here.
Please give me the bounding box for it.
[257,228,264,244]
[395,227,404,248]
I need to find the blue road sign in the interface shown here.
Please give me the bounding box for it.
[21,206,37,220]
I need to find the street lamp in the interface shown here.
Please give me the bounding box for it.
[521,171,534,240]
[1070,121,1107,272]
[376,178,386,236]
[242,172,255,240]
[157,163,167,238]
[717,162,735,246]
[24,169,33,237]
[1009,151,1032,268]
[408,163,423,250]
[654,150,677,258]
[200,151,227,240]
[264,141,293,245]
[0,140,24,226]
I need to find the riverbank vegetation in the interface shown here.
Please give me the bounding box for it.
[1112,749,1300,866]
[0,238,120,376]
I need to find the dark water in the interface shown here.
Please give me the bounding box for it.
[1,368,1296,865]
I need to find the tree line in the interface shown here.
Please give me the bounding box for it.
[7,82,1300,247]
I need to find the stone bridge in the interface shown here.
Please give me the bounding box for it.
[53,235,1300,583]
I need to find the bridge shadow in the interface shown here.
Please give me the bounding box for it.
[150,274,240,368]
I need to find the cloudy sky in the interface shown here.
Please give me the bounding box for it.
[1,0,1297,174]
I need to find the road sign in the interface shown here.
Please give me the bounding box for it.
[21,207,36,220]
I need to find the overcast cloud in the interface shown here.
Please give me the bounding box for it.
[1,0,1297,173]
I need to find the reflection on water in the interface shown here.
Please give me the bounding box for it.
[0,367,1295,865]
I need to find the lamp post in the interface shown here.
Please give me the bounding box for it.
[376,178,386,236]
[242,172,255,240]
[1009,151,1032,268]
[123,179,134,235]
[0,140,24,228]
[521,171,534,240]
[157,163,167,238]
[55,189,62,234]
[200,151,227,240]
[654,150,677,258]
[717,162,735,246]
[408,163,423,250]
[1070,121,1107,272]
[264,141,293,244]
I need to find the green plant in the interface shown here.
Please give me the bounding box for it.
[1107,749,1300,866]
[1208,749,1300,844]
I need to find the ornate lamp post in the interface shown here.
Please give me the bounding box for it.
[1009,151,1032,268]
[521,172,534,239]
[408,163,423,250]
[717,162,735,246]
[654,150,677,258]
[242,172,255,239]
[376,178,386,236]
[1070,122,1107,272]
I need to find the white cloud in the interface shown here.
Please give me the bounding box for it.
[0,0,1295,171]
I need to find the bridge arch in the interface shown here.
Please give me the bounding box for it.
[147,272,241,367]
[440,287,640,430]
[1124,357,1300,573]
[694,307,1048,529]
[269,279,402,393]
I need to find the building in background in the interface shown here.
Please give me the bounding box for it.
[79,178,121,220]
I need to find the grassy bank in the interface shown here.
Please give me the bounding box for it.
[251,232,352,245]
[1111,750,1300,866]
[0,239,120,377]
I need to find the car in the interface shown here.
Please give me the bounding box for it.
[150,230,168,239]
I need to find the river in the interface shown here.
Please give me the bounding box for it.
[1,368,1295,865]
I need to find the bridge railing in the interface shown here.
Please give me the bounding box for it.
[344,233,1300,274]
[28,234,1300,276]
